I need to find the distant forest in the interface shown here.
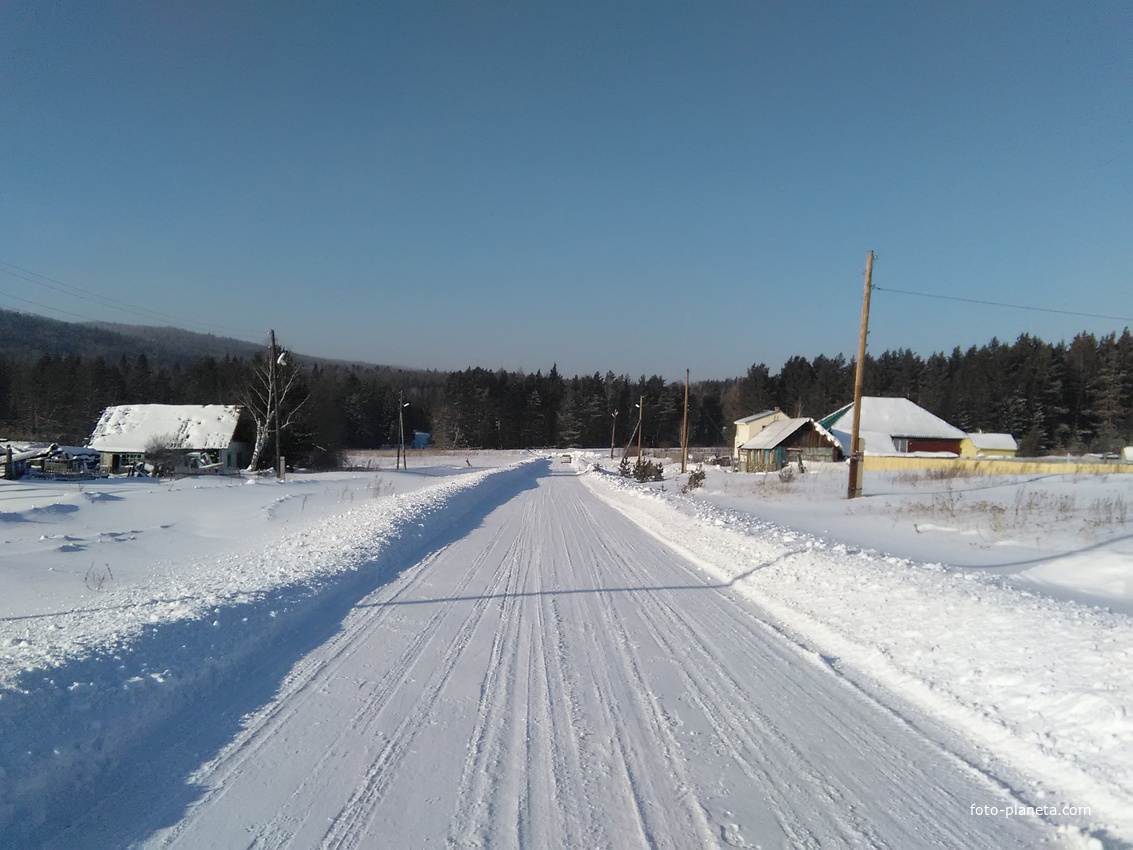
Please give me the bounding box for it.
[2,314,1132,465]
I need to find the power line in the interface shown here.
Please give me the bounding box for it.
[873,285,1133,323]
[0,259,259,337]
[0,262,210,328]
[0,260,172,320]
[0,287,110,323]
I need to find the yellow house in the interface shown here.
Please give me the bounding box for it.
[959,432,1018,458]
[733,408,789,460]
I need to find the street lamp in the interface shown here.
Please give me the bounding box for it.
[398,394,409,470]
[635,396,644,460]
[268,329,287,481]
[610,410,618,459]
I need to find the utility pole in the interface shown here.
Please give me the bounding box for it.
[847,251,874,499]
[610,410,618,460]
[398,392,407,470]
[637,395,644,460]
[681,368,690,474]
[270,329,284,481]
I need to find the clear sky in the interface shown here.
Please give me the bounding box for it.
[1,2,1130,379]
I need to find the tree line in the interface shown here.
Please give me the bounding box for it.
[1,329,1131,464]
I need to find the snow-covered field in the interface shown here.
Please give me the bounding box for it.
[0,450,1129,847]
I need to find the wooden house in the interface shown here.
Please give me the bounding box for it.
[733,408,789,462]
[818,397,966,456]
[88,404,253,474]
[960,432,1018,458]
[738,418,842,472]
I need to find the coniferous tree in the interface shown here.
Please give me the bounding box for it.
[1093,334,1123,452]
[777,356,815,418]
[1064,333,1100,451]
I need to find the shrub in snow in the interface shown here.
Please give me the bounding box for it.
[145,435,178,478]
[633,458,664,483]
[682,467,706,493]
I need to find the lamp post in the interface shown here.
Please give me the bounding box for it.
[610,410,618,459]
[681,368,689,474]
[269,329,288,481]
[636,396,644,460]
[398,393,409,470]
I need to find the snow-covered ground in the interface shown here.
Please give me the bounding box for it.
[0,453,528,843]
[0,450,1129,847]
[575,452,1133,845]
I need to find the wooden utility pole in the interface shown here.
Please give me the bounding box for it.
[681,369,690,473]
[270,329,284,481]
[636,395,644,460]
[398,392,407,470]
[610,410,618,459]
[847,251,874,499]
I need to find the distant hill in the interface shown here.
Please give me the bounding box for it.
[0,309,265,367]
[0,309,426,375]
[85,320,270,364]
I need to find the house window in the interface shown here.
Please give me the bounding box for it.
[111,452,145,473]
[893,438,909,453]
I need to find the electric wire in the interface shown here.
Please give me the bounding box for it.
[0,287,108,323]
[0,264,213,328]
[0,260,260,337]
[873,284,1133,323]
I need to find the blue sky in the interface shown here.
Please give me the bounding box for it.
[1,2,1130,379]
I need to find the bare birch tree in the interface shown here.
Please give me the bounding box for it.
[241,329,307,472]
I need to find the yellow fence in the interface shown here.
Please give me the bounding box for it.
[862,456,1133,475]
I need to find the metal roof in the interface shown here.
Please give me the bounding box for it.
[733,409,782,425]
[739,417,838,451]
[819,397,965,440]
[967,432,1018,451]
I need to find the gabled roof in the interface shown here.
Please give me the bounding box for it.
[818,397,965,441]
[734,409,782,425]
[88,404,244,453]
[967,432,1018,451]
[739,417,838,451]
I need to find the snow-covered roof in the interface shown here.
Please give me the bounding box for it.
[820,398,965,441]
[739,417,838,451]
[966,432,1018,451]
[88,404,244,453]
[52,445,99,460]
[826,429,891,455]
[734,409,782,425]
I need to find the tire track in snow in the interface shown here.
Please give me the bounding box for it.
[444,475,719,848]
[155,545,466,846]
[598,535,887,848]
[542,477,717,848]
[315,511,531,848]
[158,507,521,848]
[183,544,454,781]
[445,483,594,848]
[445,493,537,846]
[260,540,508,846]
[568,485,880,846]
[569,473,1050,848]
[145,463,1056,849]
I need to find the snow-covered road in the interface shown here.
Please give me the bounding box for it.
[36,460,1049,848]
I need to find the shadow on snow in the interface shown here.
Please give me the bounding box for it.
[0,462,544,848]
